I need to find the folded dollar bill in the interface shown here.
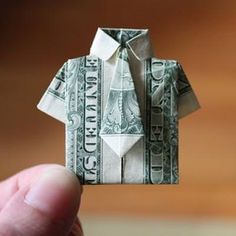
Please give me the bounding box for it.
[37,27,201,184]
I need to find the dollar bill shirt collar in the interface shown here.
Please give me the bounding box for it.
[90,27,154,61]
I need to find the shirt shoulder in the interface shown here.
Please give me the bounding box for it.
[67,54,99,63]
[148,57,179,80]
[150,57,179,69]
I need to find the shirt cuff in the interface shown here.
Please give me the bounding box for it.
[37,92,66,123]
[178,90,201,119]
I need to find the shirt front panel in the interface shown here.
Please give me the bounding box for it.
[65,55,179,184]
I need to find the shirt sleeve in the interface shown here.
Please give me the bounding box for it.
[36,61,67,123]
[176,62,201,119]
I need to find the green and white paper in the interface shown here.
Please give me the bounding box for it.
[37,27,201,184]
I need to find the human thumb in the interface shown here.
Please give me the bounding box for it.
[0,165,83,236]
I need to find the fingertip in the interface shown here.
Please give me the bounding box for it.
[0,165,83,235]
[24,165,82,219]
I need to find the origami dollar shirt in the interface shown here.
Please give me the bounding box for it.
[37,27,201,184]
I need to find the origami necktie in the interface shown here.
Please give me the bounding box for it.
[99,45,144,158]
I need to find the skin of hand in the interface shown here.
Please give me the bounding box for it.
[0,164,83,236]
